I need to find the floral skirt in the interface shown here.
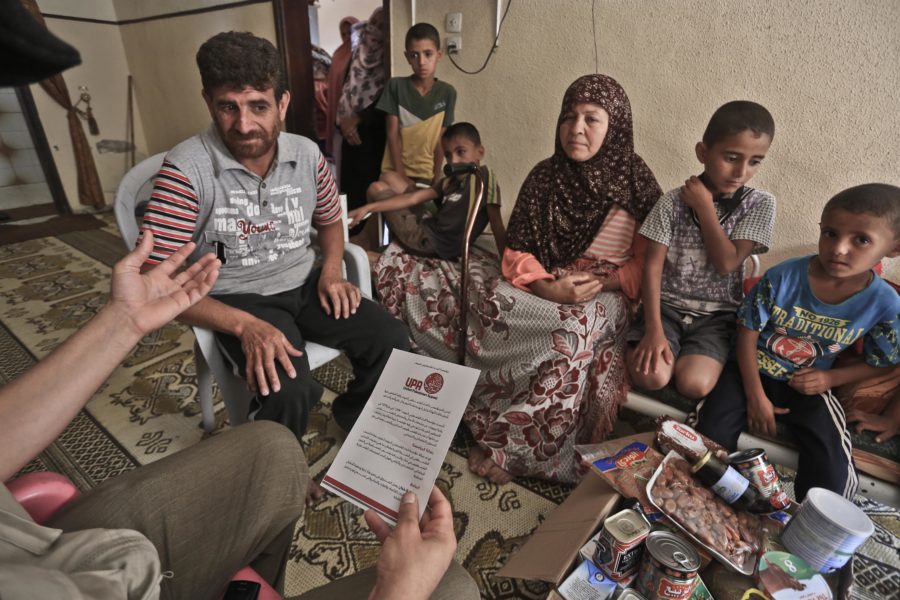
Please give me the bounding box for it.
[374,242,631,483]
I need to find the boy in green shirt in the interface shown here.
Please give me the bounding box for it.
[367,22,457,203]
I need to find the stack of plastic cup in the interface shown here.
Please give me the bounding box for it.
[781,487,874,573]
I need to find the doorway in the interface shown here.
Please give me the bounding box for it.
[0,86,68,222]
[273,0,390,140]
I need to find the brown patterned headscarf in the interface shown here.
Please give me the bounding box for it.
[506,74,662,269]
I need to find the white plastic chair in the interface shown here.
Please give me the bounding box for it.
[114,152,372,431]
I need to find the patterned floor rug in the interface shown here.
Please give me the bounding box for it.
[1,221,897,599]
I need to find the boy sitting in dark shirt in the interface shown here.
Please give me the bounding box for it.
[349,122,506,259]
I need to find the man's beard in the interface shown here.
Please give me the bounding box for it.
[218,122,280,160]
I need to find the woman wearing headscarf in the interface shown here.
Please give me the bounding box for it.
[373,74,661,484]
[337,7,386,219]
[310,44,331,147]
[325,15,358,158]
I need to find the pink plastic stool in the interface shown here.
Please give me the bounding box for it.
[6,471,81,524]
[7,472,280,599]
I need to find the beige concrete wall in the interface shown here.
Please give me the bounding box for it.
[391,0,900,277]
[30,2,276,211]
[119,2,277,155]
[38,0,118,21]
[31,3,149,209]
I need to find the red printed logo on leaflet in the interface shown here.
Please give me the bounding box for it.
[672,423,698,441]
[424,373,444,394]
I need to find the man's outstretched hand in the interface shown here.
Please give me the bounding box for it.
[112,232,220,336]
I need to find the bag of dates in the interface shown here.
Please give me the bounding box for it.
[655,416,729,463]
[586,441,665,522]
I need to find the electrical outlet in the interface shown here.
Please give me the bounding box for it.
[446,12,462,33]
[447,36,461,54]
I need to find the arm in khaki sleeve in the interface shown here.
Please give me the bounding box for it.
[0,561,159,600]
[0,234,219,481]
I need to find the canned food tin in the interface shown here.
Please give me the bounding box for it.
[636,531,700,600]
[595,508,651,581]
[729,448,790,510]
[617,589,648,600]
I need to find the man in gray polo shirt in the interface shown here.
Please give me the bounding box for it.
[141,32,410,485]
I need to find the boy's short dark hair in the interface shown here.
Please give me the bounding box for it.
[702,101,775,146]
[405,22,440,50]
[824,183,900,238]
[442,122,481,146]
[197,31,285,100]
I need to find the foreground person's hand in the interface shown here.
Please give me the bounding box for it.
[112,232,220,336]
[365,488,457,600]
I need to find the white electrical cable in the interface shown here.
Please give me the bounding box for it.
[495,0,502,46]
[592,0,599,72]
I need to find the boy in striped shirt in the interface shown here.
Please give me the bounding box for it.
[626,101,776,400]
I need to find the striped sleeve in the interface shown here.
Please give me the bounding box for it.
[584,205,635,265]
[140,160,200,265]
[312,153,341,226]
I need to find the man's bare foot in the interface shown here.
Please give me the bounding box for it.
[467,445,513,485]
[307,479,327,507]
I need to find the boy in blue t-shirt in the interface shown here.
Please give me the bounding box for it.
[697,184,900,501]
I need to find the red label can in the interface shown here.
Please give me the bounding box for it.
[594,508,650,581]
[636,531,700,600]
[729,448,790,510]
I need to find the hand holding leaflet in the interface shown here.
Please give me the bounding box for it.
[322,350,480,523]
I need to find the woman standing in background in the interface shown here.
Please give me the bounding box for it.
[337,7,387,235]
[325,16,358,160]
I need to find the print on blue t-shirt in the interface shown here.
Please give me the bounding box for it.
[739,255,900,381]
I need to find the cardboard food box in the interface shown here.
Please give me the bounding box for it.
[497,434,654,594]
